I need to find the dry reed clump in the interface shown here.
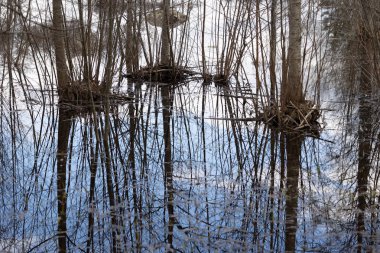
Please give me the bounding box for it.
[261,100,321,134]
[213,74,230,86]
[59,80,131,113]
[202,73,213,85]
[59,80,103,104]
[123,65,198,83]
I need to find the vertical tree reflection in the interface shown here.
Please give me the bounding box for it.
[86,119,99,253]
[355,2,375,252]
[269,128,277,252]
[3,0,376,252]
[55,109,72,253]
[161,85,175,251]
[127,81,142,251]
[284,133,303,252]
[52,0,70,250]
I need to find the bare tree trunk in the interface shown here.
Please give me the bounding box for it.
[356,76,372,253]
[283,1,303,251]
[126,0,139,72]
[285,0,303,106]
[52,0,69,96]
[161,85,175,251]
[356,1,374,251]
[269,0,277,105]
[127,82,141,251]
[103,0,116,91]
[223,86,244,178]
[276,131,286,252]
[201,0,208,78]
[279,0,288,110]
[285,134,302,252]
[102,115,119,253]
[102,1,120,252]
[52,0,71,252]
[161,0,171,65]
[4,1,18,248]
[56,111,72,253]
[86,126,99,253]
[269,129,277,252]
[77,0,90,80]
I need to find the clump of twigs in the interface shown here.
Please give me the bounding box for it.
[59,80,103,103]
[59,80,131,113]
[261,100,321,135]
[213,74,230,86]
[202,73,213,85]
[123,65,198,83]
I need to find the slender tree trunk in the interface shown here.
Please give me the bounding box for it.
[279,0,287,109]
[161,86,175,251]
[223,86,244,178]
[127,82,141,251]
[285,134,302,252]
[276,131,286,252]
[56,111,71,253]
[52,0,71,251]
[103,0,116,91]
[161,0,171,65]
[4,1,18,248]
[201,0,207,78]
[101,1,120,251]
[126,0,139,72]
[285,0,303,106]
[201,86,211,250]
[102,114,119,253]
[269,0,277,105]
[269,129,277,252]
[86,127,99,253]
[52,0,69,97]
[356,80,372,253]
[283,1,303,251]
[356,1,374,251]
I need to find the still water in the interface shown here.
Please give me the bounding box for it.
[1,78,377,252]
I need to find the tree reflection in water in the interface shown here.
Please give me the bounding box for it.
[0,0,379,252]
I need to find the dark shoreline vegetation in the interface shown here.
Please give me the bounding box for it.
[0,0,379,252]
